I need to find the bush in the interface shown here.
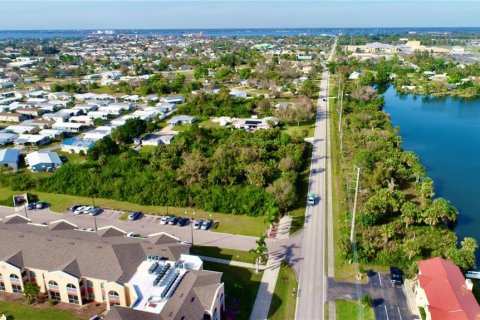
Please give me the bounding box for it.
[360,294,373,308]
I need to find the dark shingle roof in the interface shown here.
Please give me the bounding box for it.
[104,306,159,320]
[0,222,188,283]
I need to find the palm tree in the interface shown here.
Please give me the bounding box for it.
[264,208,278,237]
[404,239,420,260]
[249,235,268,273]
[381,225,394,244]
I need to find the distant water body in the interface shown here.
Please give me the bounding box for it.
[2,27,480,39]
[383,87,480,256]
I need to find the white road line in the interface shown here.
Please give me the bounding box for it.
[384,305,390,320]
[397,306,403,320]
[378,273,382,286]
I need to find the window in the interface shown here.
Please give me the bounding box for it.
[0,282,5,291]
[88,292,95,299]
[108,290,120,305]
[0,273,3,280]
[9,274,20,283]
[48,280,59,290]
[68,294,79,304]
[66,283,77,293]
[12,284,22,293]
[49,291,60,301]
[87,280,94,288]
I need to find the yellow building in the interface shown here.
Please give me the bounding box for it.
[0,215,224,320]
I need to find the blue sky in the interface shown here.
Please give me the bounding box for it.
[0,1,478,29]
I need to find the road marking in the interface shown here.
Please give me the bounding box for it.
[397,307,403,320]
[378,273,382,286]
[384,305,390,320]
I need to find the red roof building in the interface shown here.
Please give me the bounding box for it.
[415,257,480,320]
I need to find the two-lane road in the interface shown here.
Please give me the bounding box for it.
[296,38,336,320]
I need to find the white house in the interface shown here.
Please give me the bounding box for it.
[229,89,248,99]
[83,126,112,141]
[14,134,51,146]
[52,122,88,133]
[98,103,133,115]
[60,138,95,154]
[0,132,18,145]
[25,151,62,172]
[168,115,196,126]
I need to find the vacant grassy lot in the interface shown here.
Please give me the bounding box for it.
[203,261,262,320]
[53,149,86,164]
[0,300,82,320]
[336,300,374,320]
[268,262,298,320]
[0,187,266,237]
[190,246,253,263]
[281,118,316,138]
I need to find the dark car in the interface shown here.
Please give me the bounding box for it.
[193,219,203,229]
[128,211,142,221]
[36,201,46,209]
[177,217,188,226]
[68,204,81,212]
[390,267,404,285]
[168,217,179,225]
[27,203,36,210]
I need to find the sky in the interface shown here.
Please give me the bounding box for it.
[0,1,479,30]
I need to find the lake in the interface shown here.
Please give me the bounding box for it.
[383,86,480,254]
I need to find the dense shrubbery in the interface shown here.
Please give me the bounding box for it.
[334,80,477,274]
[1,125,307,216]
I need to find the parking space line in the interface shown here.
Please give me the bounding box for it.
[378,273,382,286]
[384,305,390,320]
[397,307,402,320]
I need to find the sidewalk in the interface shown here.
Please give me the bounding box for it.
[276,215,292,240]
[249,258,282,320]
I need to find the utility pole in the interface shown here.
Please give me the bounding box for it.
[92,196,97,231]
[350,166,361,244]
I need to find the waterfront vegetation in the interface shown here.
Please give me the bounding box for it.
[330,61,478,276]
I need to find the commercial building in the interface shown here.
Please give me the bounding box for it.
[415,257,480,320]
[0,218,224,320]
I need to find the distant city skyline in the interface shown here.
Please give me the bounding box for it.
[0,1,479,30]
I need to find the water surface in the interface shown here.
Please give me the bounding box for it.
[383,87,480,251]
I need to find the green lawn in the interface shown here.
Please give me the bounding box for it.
[53,149,86,164]
[190,246,253,263]
[281,119,316,138]
[203,261,262,320]
[336,300,374,320]
[197,119,221,129]
[268,262,298,320]
[0,187,266,237]
[0,300,82,320]
[137,145,156,155]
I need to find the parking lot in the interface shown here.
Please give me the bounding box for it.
[0,205,258,252]
[328,271,412,320]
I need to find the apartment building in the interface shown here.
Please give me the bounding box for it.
[0,216,224,320]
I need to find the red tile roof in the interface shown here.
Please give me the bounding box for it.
[418,257,480,320]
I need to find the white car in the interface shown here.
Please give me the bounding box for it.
[74,206,86,215]
[83,206,94,214]
[160,216,170,225]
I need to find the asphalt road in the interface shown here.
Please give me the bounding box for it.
[295,39,336,320]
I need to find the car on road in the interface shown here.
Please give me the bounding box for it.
[35,201,46,209]
[193,219,203,229]
[68,204,81,212]
[128,211,142,221]
[89,207,103,216]
[160,216,170,225]
[390,267,404,285]
[74,206,86,215]
[168,217,179,225]
[177,217,188,226]
[307,193,315,205]
[201,220,212,230]
[322,98,326,101]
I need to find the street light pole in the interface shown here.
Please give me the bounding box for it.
[350,166,361,244]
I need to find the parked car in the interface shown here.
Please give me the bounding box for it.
[74,206,86,215]
[168,217,179,225]
[160,216,170,225]
[68,204,81,212]
[201,220,213,230]
[390,267,404,285]
[193,219,203,229]
[128,211,142,221]
[27,203,36,210]
[177,217,188,226]
[35,201,46,209]
[89,207,103,216]
[82,206,94,214]
[126,232,140,238]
